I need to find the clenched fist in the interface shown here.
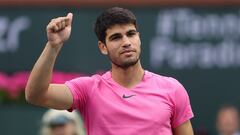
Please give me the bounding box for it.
[46,13,73,47]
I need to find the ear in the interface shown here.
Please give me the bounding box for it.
[138,32,141,45]
[98,41,108,55]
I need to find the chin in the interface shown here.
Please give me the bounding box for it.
[120,59,139,68]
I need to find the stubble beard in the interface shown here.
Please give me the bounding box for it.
[108,53,140,69]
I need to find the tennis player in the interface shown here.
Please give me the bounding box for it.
[26,7,194,135]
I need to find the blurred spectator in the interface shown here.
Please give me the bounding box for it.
[40,109,85,135]
[216,105,240,135]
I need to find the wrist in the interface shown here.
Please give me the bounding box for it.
[46,41,63,53]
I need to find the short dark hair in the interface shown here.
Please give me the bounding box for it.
[94,7,137,43]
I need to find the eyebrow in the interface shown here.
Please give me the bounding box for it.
[127,29,138,33]
[108,33,121,41]
[108,29,137,40]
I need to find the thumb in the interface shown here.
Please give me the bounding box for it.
[66,13,73,26]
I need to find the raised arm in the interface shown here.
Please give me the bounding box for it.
[25,13,74,110]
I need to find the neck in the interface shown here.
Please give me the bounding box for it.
[111,61,144,88]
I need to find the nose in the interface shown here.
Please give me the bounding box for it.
[122,35,131,47]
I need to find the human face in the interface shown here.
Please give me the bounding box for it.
[99,24,141,69]
[217,109,239,135]
[51,122,77,135]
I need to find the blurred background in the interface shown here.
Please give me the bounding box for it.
[0,0,240,134]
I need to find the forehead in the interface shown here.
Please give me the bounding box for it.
[106,24,136,37]
[218,109,238,119]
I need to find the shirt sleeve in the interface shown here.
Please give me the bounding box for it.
[171,79,194,128]
[65,76,95,112]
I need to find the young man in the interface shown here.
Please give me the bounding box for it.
[25,7,194,135]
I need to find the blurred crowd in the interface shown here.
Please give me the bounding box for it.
[41,104,240,135]
[40,109,85,135]
[195,104,240,135]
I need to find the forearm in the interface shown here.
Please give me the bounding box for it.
[25,42,63,104]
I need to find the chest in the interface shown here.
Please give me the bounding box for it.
[87,84,174,126]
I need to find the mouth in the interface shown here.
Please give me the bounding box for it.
[120,49,135,54]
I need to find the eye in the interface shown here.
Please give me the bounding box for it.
[111,35,121,40]
[110,35,122,41]
[127,31,137,37]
